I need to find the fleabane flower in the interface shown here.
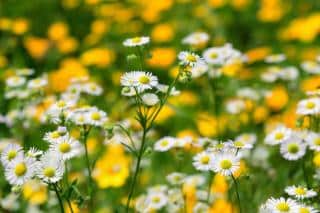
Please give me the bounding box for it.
[83,82,103,96]
[285,185,317,199]
[305,132,320,151]
[301,61,320,74]
[264,54,286,63]
[280,136,306,161]
[123,36,150,47]
[6,76,26,88]
[43,127,69,143]
[86,107,108,127]
[182,32,209,47]
[296,204,318,213]
[297,97,320,115]
[211,153,240,176]
[265,126,292,145]
[27,77,48,89]
[265,197,298,213]
[145,192,168,210]
[120,71,158,91]
[1,143,23,166]
[49,137,82,160]
[178,51,203,67]
[4,156,36,186]
[141,93,159,106]
[166,172,186,185]
[193,151,214,171]
[36,151,64,183]
[154,137,175,152]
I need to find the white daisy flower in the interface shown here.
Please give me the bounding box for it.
[83,82,103,96]
[280,137,306,161]
[156,84,180,96]
[182,32,209,46]
[190,62,208,78]
[121,71,158,91]
[278,66,299,81]
[4,156,36,185]
[203,47,226,65]
[67,110,89,126]
[141,93,159,106]
[296,204,318,213]
[237,88,260,101]
[265,126,292,145]
[36,151,64,183]
[226,139,253,150]
[193,202,209,213]
[184,175,206,187]
[225,99,246,114]
[1,143,23,166]
[264,54,286,63]
[43,128,69,144]
[145,192,168,210]
[166,172,186,185]
[16,68,34,76]
[6,76,26,88]
[265,197,298,213]
[178,51,203,67]
[27,77,48,89]
[301,61,320,74]
[26,147,43,159]
[154,137,175,152]
[211,153,240,176]
[193,151,214,171]
[86,107,108,127]
[123,36,150,47]
[285,185,317,199]
[296,97,320,115]
[235,133,257,145]
[50,137,82,160]
[305,132,320,151]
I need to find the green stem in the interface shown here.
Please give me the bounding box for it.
[64,162,74,213]
[301,159,310,188]
[207,172,214,203]
[126,127,147,212]
[81,127,93,210]
[53,184,65,213]
[231,174,242,213]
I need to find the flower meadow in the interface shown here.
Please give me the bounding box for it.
[1,1,320,213]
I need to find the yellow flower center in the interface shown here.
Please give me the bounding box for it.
[200,156,210,164]
[220,159,232,170]
[306,101,315,109]
[7,150,17,160]
[186,54,197,62]
[299,207,310,213]
[234,141,244,148]
[152,196,160,203]
[314,138,320,146]
[210,52,218,59]
[91,112,101,121]
[276,202,290,212]
[43,167,55,178]
[59,142,71,153]
[161,140,169,146]
[51,131,60,139]
[15,163,27,176]
[57,100,66,108]
[288,143,299,154]
[295,187,306,195]
[131,37,141,43]
[138,75,150,84]
[274,132,284,140]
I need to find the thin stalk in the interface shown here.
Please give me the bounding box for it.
[231,174,242,213]
[64,162,74,213]
[206,172,214,203]
[126,127,147,212]
[53,183,65,213]
[301,160,310,188]
[81,127,93,210]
